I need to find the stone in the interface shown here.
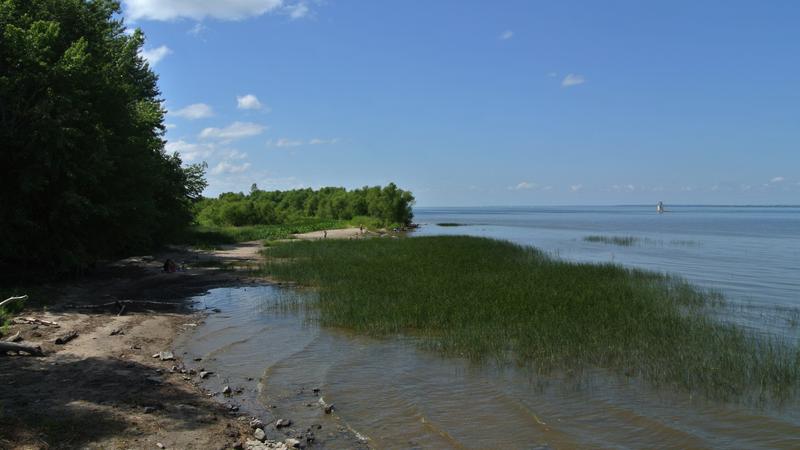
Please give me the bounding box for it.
[253,428,266,441]
[143,406,157,414]
[156,443,165,449]
[275,419,292,429]
[284,438,301,448]
[223,385,232,394]
[200,371,211,379]
[159,351,175,361]
[249,418,264,429]
[324,404,334,414]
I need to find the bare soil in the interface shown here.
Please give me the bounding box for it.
[0,242,266,449]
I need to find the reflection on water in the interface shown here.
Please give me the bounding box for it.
[176,286,800,449]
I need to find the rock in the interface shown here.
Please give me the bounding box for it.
[212,308,221,313]
[152,353,160,358]
[199,371,211,379]
[145,376,163,385]
[223,385,232,395]
[312,388,320,394]
[249,418,264,429]
[110,328,123,336]
[143,406,157,414]
[253,428,266,441]
[159,351,175,361]
[275,418,292,429]
[284,438,301,448]
[156,443,165,449]
[324,404,334,414]
[194,357,202,361]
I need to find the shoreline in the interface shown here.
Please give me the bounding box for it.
[0,239,364,449]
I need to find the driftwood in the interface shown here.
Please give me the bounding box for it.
[3,331,22,342]
[55,330,78,345]
[66,300,181,314]
[0,341,43,356]
[0,295,28,309]
[13,317,59,327]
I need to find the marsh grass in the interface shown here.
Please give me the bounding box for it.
[262,236,800,400]
[584,235,639,246]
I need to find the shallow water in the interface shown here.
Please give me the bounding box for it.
[176,286,800,449]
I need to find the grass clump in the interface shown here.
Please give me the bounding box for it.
[584,235,639,246]
[262,236,799,400]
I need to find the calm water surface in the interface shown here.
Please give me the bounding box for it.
[177,206,800,449]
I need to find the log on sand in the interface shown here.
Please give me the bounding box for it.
[0,341,43,356]
[0,295,28,309]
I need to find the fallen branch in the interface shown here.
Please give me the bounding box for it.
[3,331,21,342]
[0,295,28,309]
[0,341,43,356]
[65,300,182,313]
[13,317,59,327]
[55,330,78,345]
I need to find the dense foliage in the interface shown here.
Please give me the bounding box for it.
[0,0,206,273]
[264,236,800,400]
[196,184,415,227]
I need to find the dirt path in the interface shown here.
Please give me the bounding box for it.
[0,244,265,449]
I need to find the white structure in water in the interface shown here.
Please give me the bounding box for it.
[657,201,665,214]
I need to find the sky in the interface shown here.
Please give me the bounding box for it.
[125,0,800,206]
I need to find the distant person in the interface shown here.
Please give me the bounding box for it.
[323,230,327,239]
[359,224,364,234]
[163,258,177,273]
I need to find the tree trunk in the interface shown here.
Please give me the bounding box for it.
[0,341,43,356]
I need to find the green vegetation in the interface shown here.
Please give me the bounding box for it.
[0,0,206,274]
[584,235,639,246]
[195,184,414,228]
[262,236,799,399]
[178,219,349,248]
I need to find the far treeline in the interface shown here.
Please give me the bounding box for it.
[195,184,415,228]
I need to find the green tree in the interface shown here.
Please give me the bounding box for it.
[0,0,206,274]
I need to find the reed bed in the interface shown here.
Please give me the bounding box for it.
[262,236,799,400]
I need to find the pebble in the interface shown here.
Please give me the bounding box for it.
[253,428,266,441]
[223,385,232,394]
[284,438,301,448]
[143,406,157,414]
[275,418,292,429]
[199,371,211,379]
[249,418,264,429]
[156,443,165,449]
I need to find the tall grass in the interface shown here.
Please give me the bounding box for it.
[262,236,799,400]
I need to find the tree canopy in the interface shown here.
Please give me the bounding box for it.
[196,184,415,227]
[0,0,206,274]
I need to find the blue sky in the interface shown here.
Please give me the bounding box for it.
[126,0,800,206]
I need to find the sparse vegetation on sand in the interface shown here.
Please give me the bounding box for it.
[262,236,800,400]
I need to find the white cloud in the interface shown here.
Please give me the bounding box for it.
[165,139,214,162]
[547,72,558,78]
[543,185,553,191]
[309,138,339,145]
[200,121,266,141]
[510,181,537,190]
[273,138,303,147]
[165,123,177,129]
[188,22,207,36]
[570,184,583,192]
[499,30,513,40]
[172,103,214,119]
[771,176,785,183]
[139,45,172,66]
[237,94,263,110]
[610,184,635,192]
[211,161,251,175]
[220,149,248,160]
[125,0,284,21]
[561,73,586,87]
[287,2,309,19]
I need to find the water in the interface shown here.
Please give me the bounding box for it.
[177,206,800,448]
[414,205,800,338]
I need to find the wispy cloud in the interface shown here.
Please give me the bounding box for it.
[771,176,785,183]
[188,22,207,36]
[165,139,214,162]
[271,138,304,148]
[139,45,172,66]
[211,161,251,175]
[509,181,537,190]
[561,73,586,87]
[236,94,264,110]
[570,184,583,192]
[200,121,266,141]
[287,2,309,19]
[309,138,339,145]
[267,137,340,147]
[171,103,214,119]
[125,0,284,21]
[499,30,513,40]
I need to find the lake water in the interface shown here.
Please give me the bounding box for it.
[176,206,800,449]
